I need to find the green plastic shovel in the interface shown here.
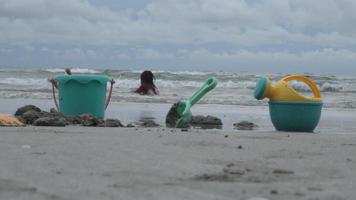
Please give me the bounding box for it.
[166,77,218,128]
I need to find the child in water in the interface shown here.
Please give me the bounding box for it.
[135,70,159,95]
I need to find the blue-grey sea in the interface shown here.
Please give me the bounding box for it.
[1,67,355,133]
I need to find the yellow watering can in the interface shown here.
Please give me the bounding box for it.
[254,75,322,132]
[254,75,321,102]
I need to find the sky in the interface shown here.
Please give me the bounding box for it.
[0,0,356,74]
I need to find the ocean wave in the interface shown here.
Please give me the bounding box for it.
[0,77,49,88]
[44,68,101,74]
[289,81,344,93]
[114,78,257,89]
[320,82,343,92]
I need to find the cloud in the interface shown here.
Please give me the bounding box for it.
[0,0,355,73]
[1,0,356,47]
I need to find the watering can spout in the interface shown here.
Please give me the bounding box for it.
[254,77,273,100]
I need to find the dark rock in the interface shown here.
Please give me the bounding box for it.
[65,116,83,125]
[138,119,160,127]
[14,105,41,116]
[191,115,223,125]
[233,121,258,130]
[270,189,278,195]
[126,123,136,128]
[22,110,42,124]
[50,108,59,113]
[272,169,294,175]
[103,119,124,127]
[33,116,67,127]
[80,113,100,126]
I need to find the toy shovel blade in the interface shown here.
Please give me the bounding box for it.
[166,77,218,128]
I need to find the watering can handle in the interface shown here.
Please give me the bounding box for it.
[49,77,60,111]
[189,77,218,106]
[105,79,115,110]
[281,75,321,98]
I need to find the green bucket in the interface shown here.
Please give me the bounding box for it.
[269,101,322,132]
[54,75,114,119]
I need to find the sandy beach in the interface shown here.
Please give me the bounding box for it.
[1,126,355,200]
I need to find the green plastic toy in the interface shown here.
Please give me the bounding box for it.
[166,77,218,128]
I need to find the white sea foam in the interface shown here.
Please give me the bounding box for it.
[320,82,343,92]
[114,78,257,89]
[0,77,48,88]
[45,68,100,74]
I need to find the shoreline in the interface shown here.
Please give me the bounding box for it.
[1,98,356,134]
[0,126,355,199]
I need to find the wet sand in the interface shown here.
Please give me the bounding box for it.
[0,126,356,200]
[1,98,356,133]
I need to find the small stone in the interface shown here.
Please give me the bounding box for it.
[237,145,243,149]
[233,121,258,130]
[181,128,189,132]
[223,167,245,175]
[104,119,124,127]
[80,113,100,126]
[191,115,223,125]
[138,119,160,127]
[272,169,294,175]
[126,123,136,128]
[270,189,278,195]
[224,135,228,138]
[50,108,58,113]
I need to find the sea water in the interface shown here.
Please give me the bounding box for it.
[0,67,355,132]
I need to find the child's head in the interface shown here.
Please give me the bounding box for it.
[140,70,155,85]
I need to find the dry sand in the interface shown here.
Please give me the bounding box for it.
[0,126,355,200]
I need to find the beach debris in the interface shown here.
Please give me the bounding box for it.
[270,189,278,195]
[234,121,258,130]
[15,105,41,116]
[65,116,83,125]
[21,110,43,124]
[0,114,25,127]
[33,116,68,127]
[80,113,101,126]
[126,123,136,128]
[13,105,124,128]
[136,119,160,127]
[101,119,124,127]
[191,115,223,126]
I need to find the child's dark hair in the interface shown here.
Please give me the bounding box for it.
[140,70,155,85]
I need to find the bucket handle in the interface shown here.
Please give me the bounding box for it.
[49,77,60,111]
[105,79,115,110]
[281,75,321,98]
